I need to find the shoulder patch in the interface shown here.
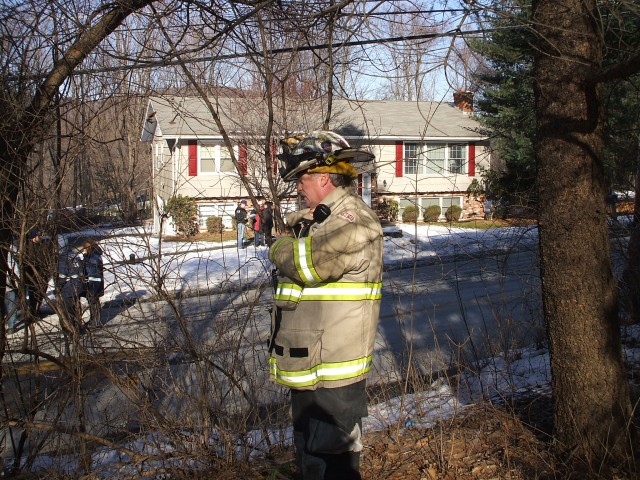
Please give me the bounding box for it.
[338,211,356,223]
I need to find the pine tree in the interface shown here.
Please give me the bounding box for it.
[470,0,537,205]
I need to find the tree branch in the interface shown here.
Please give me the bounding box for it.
[26,0,157,135]
[589,47,640,84]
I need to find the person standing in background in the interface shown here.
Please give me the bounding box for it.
[253,202,265,247]
[4,245,22,333]
[58,246,85,335]
[235,200,248,249]
[81,240,104,328]
[22,229,52,320]
[261,201,274,247]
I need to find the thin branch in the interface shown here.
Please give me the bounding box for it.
[589,47,640,84]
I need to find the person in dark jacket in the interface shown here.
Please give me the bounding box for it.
[235,200,248,249]
[58,246,86,334]
[22,229,53,319]
[261,201,274,247]
[81,240,104,327]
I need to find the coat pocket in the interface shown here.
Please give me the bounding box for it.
[272,328,323,375]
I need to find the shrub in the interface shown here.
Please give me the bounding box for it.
[445,205,463,222]
[423,205,441,222]
[165,195,199,237]
[402,205,418,223]
[378,199,399,222]
[466,178,484,199]
[206,216,224,234]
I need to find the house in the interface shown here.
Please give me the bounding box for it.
[140,93,490,234]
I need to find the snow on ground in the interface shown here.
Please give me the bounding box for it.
[51,222,539,307]
[14,219,639,476]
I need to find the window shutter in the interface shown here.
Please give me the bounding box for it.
[188,141,198,176]
[239,144,248,175]
[468,143,476,177]
[395,141,403,177]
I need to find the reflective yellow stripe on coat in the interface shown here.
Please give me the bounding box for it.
[274,282,303,303]
[293,237,321,285]
[275,281,382,302]
[269,355,373,388]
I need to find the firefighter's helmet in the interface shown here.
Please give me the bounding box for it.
[277,131,374,182]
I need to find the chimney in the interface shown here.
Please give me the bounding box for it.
[453,90,474,113]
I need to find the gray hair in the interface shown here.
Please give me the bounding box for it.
[328,173,354,188]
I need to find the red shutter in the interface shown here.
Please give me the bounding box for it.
[395,141,403,177]
[239,144,248,175]
[468,143,476,177]
[188,141,198,176]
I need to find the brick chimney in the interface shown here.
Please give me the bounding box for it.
[453,90,474,113]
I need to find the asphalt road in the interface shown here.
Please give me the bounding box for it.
[5,247,542,379]
[371,247,542,384]
[0,245,544,456]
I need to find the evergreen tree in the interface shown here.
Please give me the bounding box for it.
[470,0,537,206]
[471,0,640,213]
[601,2,640,197]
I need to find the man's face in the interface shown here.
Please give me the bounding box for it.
[297,173,326,209]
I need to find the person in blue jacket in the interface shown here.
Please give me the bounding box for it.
[81,240,104,327]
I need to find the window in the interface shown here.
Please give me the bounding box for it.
[200,145,217,173]
[441,196,463,210]
[448,144,466,174]
[425,144,445,175]
[200,143,237,174]
[397,196,464,221]
[199,203,237,229]
[219,146,235,172]
[403,143,467,175]
[404,143,423,175]
[398,198,419,220]
[420,196,463,218]
[421,197,440,209]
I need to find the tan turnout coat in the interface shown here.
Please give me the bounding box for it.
[268,186,384,390]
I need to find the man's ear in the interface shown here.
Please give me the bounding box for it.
[319,172,331,187]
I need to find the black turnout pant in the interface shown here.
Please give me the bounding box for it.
[291,380,368,480]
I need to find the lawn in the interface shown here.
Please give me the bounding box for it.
[163,216,537,243]
[444,217,537,229]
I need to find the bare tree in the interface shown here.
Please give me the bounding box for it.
[0,0,158,327]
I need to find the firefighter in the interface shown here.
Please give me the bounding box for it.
[81,240,104,328]
[268,131,382,479]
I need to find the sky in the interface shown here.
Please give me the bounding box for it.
[7,220,639,476]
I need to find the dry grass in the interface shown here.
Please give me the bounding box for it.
[191,402,558,480]
[163,217,538,244]
[443,217,537,229]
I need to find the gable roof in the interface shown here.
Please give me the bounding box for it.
[331,99,482,141]
[141,96,484,143]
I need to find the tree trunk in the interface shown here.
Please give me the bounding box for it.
[532,0,633,465]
